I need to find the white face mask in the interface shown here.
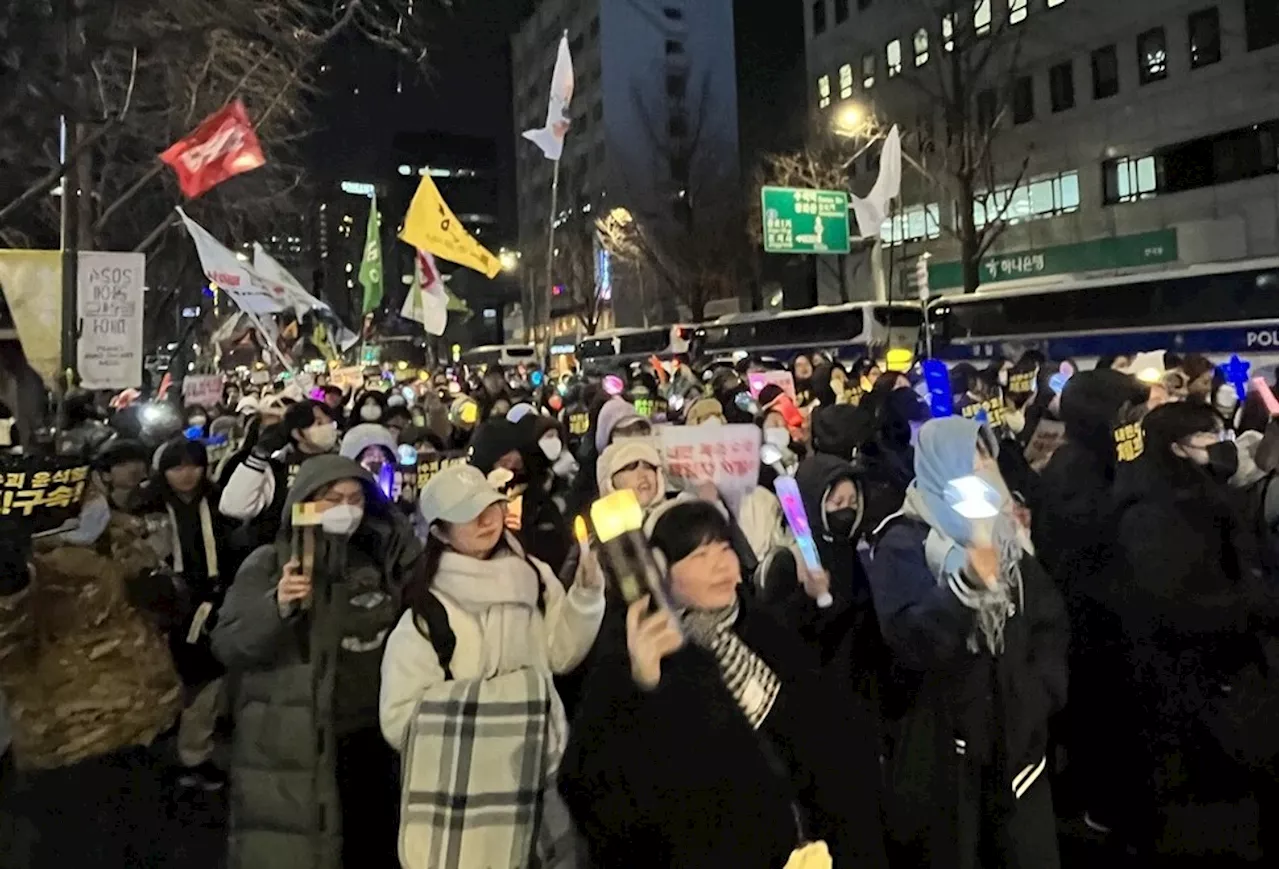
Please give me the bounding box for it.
[539,436,563,461]
[360,404,382,422]
[307,423,339,452]
[320,503,364,536]
[763,427,790,448]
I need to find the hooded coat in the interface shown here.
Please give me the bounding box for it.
[867,419,1068,868]
[1111,444,1277,825]
[211,455,421,869]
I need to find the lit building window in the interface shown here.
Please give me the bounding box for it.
[886,39,902,77]
[914,28,929,66]
[880,203,942,246]
[838,63,854,99]
[817,74,832,108]
[973,170,1081,229]
[974,0,991,36]
[1104,156,1159,203]
[861,53,876,88]
[1009,0,1027,24]
[942,14,955,52]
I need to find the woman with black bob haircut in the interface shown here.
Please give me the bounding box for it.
[558,499,889,869]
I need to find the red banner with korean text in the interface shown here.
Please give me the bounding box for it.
[160,99,266,199]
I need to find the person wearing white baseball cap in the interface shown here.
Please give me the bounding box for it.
[380,463,605,864]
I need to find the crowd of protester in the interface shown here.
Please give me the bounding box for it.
[0,347,1275,868]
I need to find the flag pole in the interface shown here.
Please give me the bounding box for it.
[542,155,561,362]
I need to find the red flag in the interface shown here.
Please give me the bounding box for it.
[160,100,266,198]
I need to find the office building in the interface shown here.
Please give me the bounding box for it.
[511,0,741,342]
[804,0,1278,301]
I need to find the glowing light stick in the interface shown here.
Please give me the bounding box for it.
[921,358,954,418]
[1252,377,1279,416]
[773,475,833,608]
[1221,354,1251,402]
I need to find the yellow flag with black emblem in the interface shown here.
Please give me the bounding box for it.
[399,175,501,279]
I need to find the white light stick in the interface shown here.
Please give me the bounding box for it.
[773,475,833,608]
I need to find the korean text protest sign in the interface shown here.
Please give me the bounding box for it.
[0,455,91,536]
[658,424,761,509]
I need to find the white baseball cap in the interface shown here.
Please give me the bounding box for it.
[418,464,507,526]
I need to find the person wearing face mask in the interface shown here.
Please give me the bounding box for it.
[380,464,604,868]
[760,452,884,714]
[1110,402,1277,855]
[339,423,400,493]
[351,390,388,426]
[809,361,849,408]
[212,456,420,869]
[466,417,574,576]
[218,400,340,554]
[868,417,1068,869]
[559,500,889,869]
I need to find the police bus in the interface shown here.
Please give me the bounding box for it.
[576,325,694,370]
[690,302,923,365]
[458,344,538,370]
[925,259,1280,369]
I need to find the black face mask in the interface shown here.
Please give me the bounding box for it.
[825,507,858,539]
[1205,441,1239,481]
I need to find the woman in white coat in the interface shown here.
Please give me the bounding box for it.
[379,463,605,868]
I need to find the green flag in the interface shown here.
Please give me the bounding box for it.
[359,194,383,315]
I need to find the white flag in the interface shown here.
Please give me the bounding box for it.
[849,125,903,239]
[177,208,291,314]
[401,249,449,336]
[252,243,330,319]
[522,34,574,161]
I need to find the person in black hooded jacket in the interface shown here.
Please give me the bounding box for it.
[760,453,885,713]
[1111,401,1277,853]
[1032,368,1149,832]
[467,417,573,576]
[808,361,848,408]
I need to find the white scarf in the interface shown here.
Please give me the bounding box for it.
[430,537,546,680]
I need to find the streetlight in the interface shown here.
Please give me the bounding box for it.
[831,102,869,138]
[498,248,521,272]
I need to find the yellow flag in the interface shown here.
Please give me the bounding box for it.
[399,175,501,279]
[0,250,62,387]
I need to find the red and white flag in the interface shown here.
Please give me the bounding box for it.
[401,249,449,335]
[160,99,266,199]
[521,34,574,161]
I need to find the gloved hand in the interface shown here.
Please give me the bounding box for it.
[252,422,291,460]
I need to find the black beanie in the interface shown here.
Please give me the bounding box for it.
[155,437,208,473]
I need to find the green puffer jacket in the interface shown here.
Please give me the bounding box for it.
[212,455,421,869]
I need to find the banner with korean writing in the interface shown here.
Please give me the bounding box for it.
[416,450,468,491]
[182,374,225,409]
[658,424,761,509]
[0,454,91,535]
[77,251,145,389]
[958,394,1008,433]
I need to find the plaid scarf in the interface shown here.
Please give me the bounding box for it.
[681,601,781,731]
[399,668,576,869]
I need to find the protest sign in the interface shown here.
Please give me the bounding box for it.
[182,374,225,410]
[1023,418,1066,472]
[659,424,761,508]
[331,365,364,392]
[77,251,145,389]
[0,454,91,535]
[416,450,468,491]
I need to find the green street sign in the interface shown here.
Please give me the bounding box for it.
[760,186,851,254]
[926,229,1179,291]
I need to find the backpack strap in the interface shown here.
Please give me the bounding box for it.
[417,591,457,681]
